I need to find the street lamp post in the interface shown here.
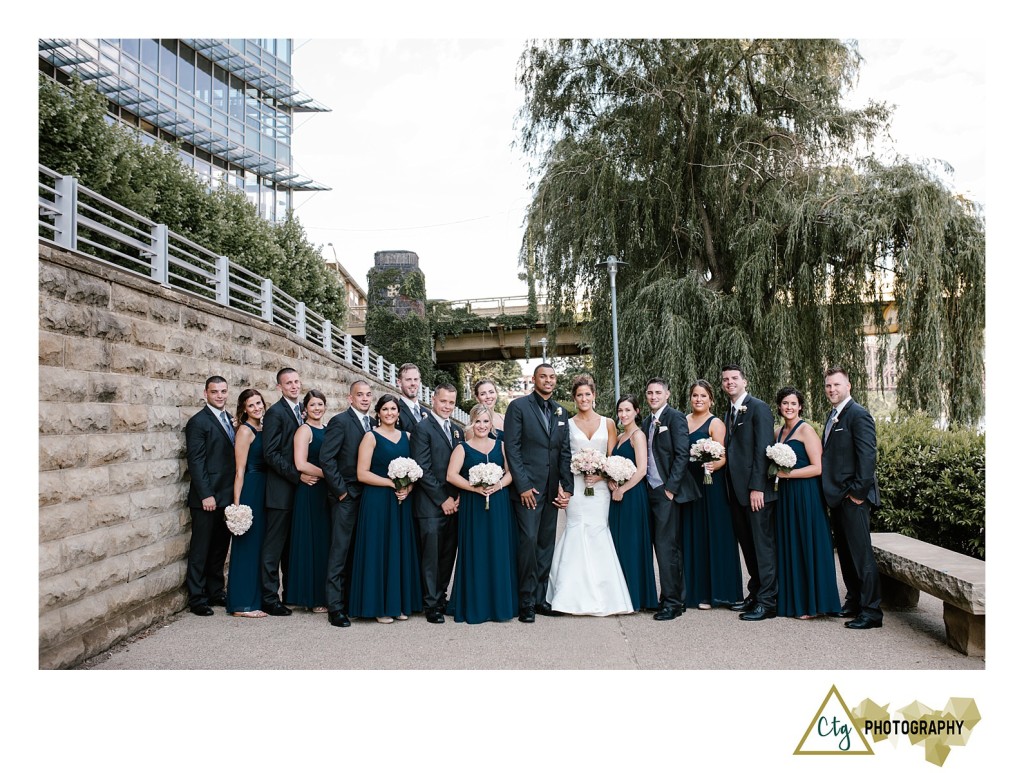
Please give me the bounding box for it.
[597,255,626,400]
[539,336,548,361]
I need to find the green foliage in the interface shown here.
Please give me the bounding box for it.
[365,267,434,376]
[454,360,526,412]
[38,74,346,324]
[517,39,985,425]
[427,302,537,347]
[874,414,985,559]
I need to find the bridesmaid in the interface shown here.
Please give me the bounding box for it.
[682,379,743,609]
[283,390,329,612]
[446,403,518,623]
[226,389,268,618]
[608,394,659,611]
[773,387,842,619]
[349,395,423,623]
[473,378,505,439]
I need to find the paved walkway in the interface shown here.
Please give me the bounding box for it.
[80,516,982,670]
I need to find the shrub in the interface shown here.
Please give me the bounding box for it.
[874,413,985,559]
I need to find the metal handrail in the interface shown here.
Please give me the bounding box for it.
[37,165,467,424]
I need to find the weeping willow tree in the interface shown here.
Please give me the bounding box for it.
[518,39,985,423]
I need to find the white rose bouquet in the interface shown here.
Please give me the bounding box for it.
[765,442,797,491]
[387,456,423,491]
[601,455,637,486]
[468,462,504,510]
[224,504,253,536]
[571,447,606,496]
[689,438,725,485]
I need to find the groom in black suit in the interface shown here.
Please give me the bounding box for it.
[183,376,234,615]
[504,363,573,622]
[642,377,701,620]
[320,379,375,628]
[410,383,462,624]
[720,364,778,621]
[821,366,883,630]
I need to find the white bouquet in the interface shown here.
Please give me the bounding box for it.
[387,456,423,490]
[468,462,504,510]
[224,504,253,536]
[601,455,637,486]
[765,442,797,491]
[690,438,726,485]
[571,447,606,496]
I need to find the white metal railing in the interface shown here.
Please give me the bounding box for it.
[38,164,468,424]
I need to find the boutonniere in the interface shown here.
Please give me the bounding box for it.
[737,405,748,415]
[555,406,563,417]
[652,417,661,428]
[453,429,461,440]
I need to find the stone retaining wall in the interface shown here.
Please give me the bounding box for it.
[38,243,390,669]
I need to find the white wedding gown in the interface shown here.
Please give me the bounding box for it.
[546,418,634,615]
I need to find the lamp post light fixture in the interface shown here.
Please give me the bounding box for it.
[597,255,626,400]
[539,336,548,361]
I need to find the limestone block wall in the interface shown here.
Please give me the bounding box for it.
[38,243,390,669]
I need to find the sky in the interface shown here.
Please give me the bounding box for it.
[288,38,987,303]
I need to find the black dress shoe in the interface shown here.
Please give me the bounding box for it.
[653,605,684,621]
[518,605,536,623]
[426,607,445,624]
[730,596,756,613]
[261,601,292,616]
[845,615,882,630]
[328,610,351,627]
[190,604,214,616]
[739,604,777,621]
[535,602,562,617]
[832,605,860,619]
[208,596,227,607]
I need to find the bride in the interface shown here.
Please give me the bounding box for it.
[546,374,634,616]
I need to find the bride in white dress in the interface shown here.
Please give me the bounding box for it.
[546,375,634,616]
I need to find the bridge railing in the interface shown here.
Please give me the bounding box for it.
[37,164,467,424]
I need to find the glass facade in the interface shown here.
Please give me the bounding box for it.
[39,38,329,222]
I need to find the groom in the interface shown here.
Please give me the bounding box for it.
[643,377,701,620]
[504,363,573,623]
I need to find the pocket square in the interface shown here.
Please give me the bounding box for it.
[658,426,668,433]
[558,421,565,426]
[834,427,845,432]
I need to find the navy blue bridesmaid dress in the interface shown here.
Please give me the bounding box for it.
[226,423,266,613]
[348,431,423,618]
[284,424,330,608]
[681,416,743,607]
[775,421,842,617]
[450,440,518,623]
[607,435,659,611]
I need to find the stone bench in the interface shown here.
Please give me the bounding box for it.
[871,532,985,657]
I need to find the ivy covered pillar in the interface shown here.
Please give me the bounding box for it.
[365,250,434,376]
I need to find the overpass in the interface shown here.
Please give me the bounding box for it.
[346,295,588,363]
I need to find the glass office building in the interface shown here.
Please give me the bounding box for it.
[39,38,329,222]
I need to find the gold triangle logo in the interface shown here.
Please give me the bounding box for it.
[794,685,874,755]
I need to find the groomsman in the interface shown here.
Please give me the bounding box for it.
[320,379,375,628]
[642,377,701,621]
[410,383,462,624]
[821,367,883,630]
[183,376,234,615]
[396,363,429,430]
[504,363,573,622]
[260,367,313,616]
[720,364,778,621]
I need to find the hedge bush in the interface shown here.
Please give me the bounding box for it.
[874,413,985,559]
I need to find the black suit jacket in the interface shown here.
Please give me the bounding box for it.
[410,415,462,516]
[320,407,368,503]
[263,397,302,510]
[504,393,573,499]
[398,398,429,434]
[185,406,236,508]
[821,399,881,509]
[722,394,778,506]
[641,405,701,503]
